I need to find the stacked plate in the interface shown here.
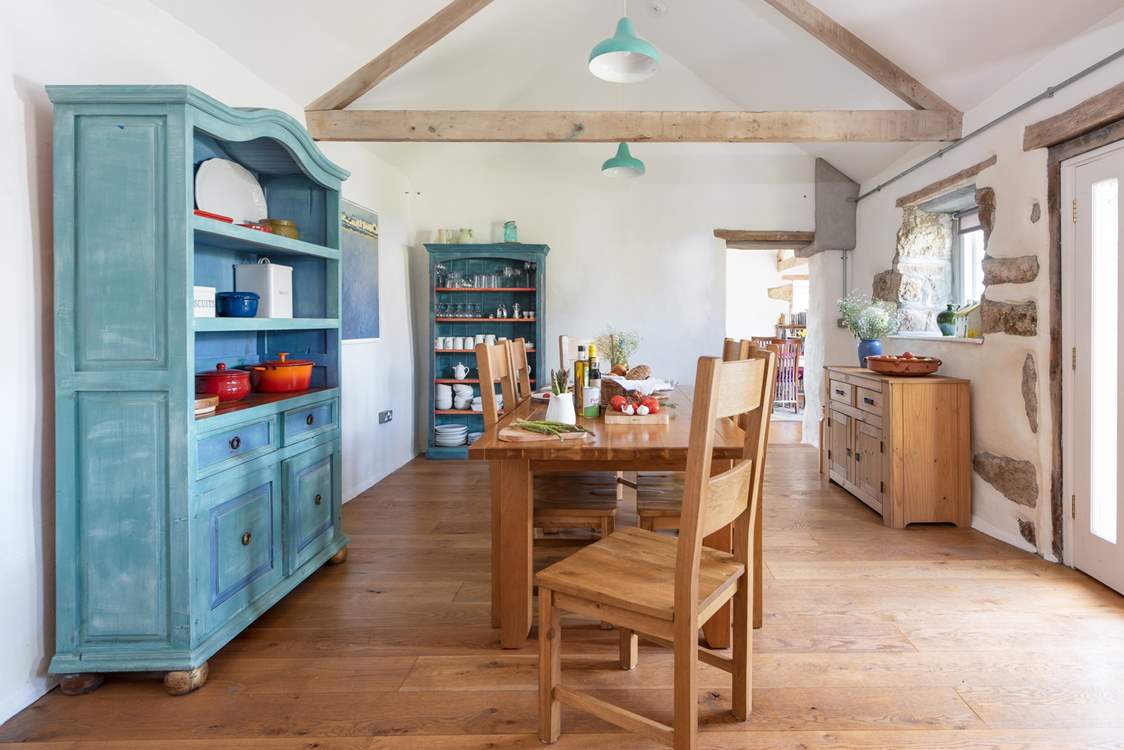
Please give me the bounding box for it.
[434,423,468,447]
[467,431,484,444]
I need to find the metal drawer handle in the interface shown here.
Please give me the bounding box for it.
[314,494,323,506]
[855,452,862,462]
[846,448,852,457]
[241,531,252,546]
[306,414,315,426]
[864,397,875,405]
[834,389,845,396]
[229,436,241,450]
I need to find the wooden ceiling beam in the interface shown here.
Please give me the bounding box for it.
[1023,81,1124,151]
[307,0,494,112]
[760,0,958,113]
[306,109,962,143]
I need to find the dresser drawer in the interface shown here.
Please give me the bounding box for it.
[283,441,339,573]
[856,387,884,416]
[283,399,338,446]
[197,417,276,478]
[829,379,853,406]
[200,466,283,634]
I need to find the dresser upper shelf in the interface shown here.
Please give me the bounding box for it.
[193,216,341,261]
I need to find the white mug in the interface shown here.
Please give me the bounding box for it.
[485,334,496,345]
[475,334,485,345]
[434,337,442,349]
[455,337,467,350]
[444,336,455,349]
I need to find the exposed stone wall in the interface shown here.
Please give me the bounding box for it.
[873,207,953,332]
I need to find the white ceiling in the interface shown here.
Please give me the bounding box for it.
[151,0,1122,181]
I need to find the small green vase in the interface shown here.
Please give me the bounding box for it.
[937,304,957,336]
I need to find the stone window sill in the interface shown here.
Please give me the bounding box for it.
[889,333,984,345]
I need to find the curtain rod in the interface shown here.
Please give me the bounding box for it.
[856,46,1124,203]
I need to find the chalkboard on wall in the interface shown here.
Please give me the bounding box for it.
[341,200,379,340]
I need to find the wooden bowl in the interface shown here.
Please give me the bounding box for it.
[865,355,942,376]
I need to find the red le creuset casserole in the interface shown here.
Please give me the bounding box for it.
[251,352,314,393]
[195,362,251,402]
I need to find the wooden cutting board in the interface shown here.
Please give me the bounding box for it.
[603,410,670,425]
[498,426,592,443]
[194,394,220,416]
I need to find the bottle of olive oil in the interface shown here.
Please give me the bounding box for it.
[574,345,587,391]
[587,344,601,390]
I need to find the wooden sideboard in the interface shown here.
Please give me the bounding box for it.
[823,366,971,528]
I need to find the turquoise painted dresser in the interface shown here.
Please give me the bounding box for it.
[47,85,350,694]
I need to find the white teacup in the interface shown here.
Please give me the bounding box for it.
[485,334,496,345]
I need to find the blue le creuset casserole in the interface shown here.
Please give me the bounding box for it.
[215,290,260,317]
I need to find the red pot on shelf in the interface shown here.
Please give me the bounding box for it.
[195,362,251,403]
[250,352,314,393]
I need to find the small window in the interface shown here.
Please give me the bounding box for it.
[954,210,985,305]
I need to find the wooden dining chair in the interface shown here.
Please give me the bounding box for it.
[636,338,760,533]
[507,337,534,403]
[536,353,777,749]
[477,341,619,529]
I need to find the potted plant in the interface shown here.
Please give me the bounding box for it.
[545,368,576,425]
[594,328,641,375]
[837,292,901,367]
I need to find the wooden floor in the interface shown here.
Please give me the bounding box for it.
[4,443,1124,749]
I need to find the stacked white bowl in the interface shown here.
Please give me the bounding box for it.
[469,395,500,412]
[452,383,474,410]
[434,423,469,447]
[435,383,453,410]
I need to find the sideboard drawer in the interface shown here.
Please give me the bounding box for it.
[283,399,338,446]
[829,379,853,406]
[201,466,283,634]
[856,387,884,416]
[197,417,276,478]
[283,441,339,573]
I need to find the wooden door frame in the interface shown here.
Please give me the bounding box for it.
[1046,117,1124,560]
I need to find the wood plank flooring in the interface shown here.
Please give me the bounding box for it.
[3,443,1124,749]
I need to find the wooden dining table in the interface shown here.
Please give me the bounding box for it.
[468,385,764,649]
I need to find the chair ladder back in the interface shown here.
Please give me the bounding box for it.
[722,337,752,362]
[712,359,766,419]
[474,341,517,429]
[508,338,533,403]
[700,460,754,538]
[737,349,778,562]
[558,335,593,374]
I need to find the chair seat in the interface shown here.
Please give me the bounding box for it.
[535,473,619,517]
[635,472,684,520]
[535,527,744,623]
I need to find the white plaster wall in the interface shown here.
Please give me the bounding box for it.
[0,0,416,722]
[400,143,816,449]
[808,8,1124,558]
[725,249,792,339]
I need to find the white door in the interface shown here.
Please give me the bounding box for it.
[1064,141,1124,594]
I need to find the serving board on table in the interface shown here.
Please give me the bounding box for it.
[498,426,592,443]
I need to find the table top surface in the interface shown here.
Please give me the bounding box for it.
[467,385,746,462]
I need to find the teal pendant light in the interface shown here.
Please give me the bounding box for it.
[588,13,661,84]
[601,143,645,178]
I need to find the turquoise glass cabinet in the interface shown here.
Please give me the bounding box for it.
[425,243,548,458]
[47,85,350,685]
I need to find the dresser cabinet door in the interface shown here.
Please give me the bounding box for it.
[198,465,284,635]
[828,410,852,481]
[283,442,339,573]
[854,422,884,512]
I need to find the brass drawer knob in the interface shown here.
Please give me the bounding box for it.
[241,531,252,546]
[305,414,315,426]
[314,494,323,506]
[864,397,875,405]
[229,436,241,450]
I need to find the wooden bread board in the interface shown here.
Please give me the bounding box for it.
[194,394,220,416]
[499,426,592,443]
[603,410,670,425]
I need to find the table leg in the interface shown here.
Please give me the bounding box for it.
[498,459,534,648]
[701,459,734,649]
[489,462,501,629]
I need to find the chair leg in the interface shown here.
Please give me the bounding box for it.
[538,587,561,743]
[732,571,753,720]
[673,625,698,750]
[619,628,638,670]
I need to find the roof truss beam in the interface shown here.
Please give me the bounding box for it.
[306,109,962,143]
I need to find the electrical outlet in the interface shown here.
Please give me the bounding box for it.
[378,410,393,424]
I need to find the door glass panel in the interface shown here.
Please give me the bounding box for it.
[1090,177,1118,544]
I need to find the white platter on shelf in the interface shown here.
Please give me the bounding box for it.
[195,158,268,225]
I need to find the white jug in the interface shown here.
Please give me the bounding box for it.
[453,362,469,380]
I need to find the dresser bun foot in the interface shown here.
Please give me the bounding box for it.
[164,661,209,696]
[327,546,349,565]
[58,673,105,696]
